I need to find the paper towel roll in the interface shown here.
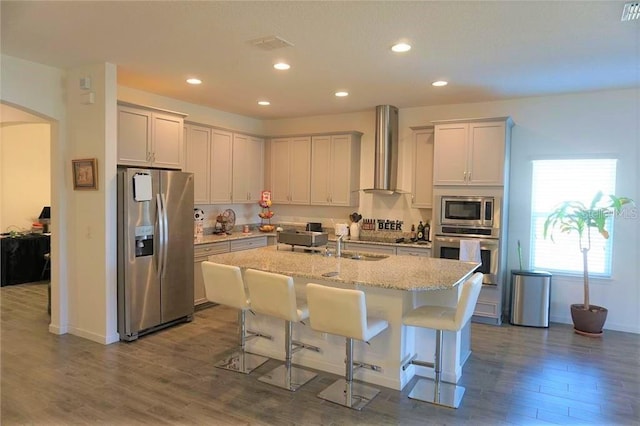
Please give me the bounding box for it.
[335,223,349,236]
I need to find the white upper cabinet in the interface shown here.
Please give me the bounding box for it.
[118,104,185,169]
[310,133,361,206]
[411,127,434,208]
[232,133,264,203]
[433,118,512,186]
[210,130,233,204]
[184,125,233,204]
[184,124,211,204]
[270,137,311,204]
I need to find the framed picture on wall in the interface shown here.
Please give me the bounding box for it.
[72,158,98,190]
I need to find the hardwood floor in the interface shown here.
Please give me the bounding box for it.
[1,282,639,425]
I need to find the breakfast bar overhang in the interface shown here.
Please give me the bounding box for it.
[209,245,480,391]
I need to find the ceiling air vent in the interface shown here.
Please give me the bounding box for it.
[248,35,294,50]
[621,2,640,21]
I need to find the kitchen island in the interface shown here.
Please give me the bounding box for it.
[209,244,480,390]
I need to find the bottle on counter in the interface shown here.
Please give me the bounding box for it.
[410,224,416,241]
[417,221,424,240]
[425,221,431,242]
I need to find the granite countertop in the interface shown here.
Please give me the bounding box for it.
[194,232,277,246]
[208,245,478,291]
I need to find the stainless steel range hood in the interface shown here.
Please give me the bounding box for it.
[363,105,404,195]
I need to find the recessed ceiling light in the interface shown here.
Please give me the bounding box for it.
[258,100,271,106]
[273,62,291,70]
[186,78,202,85]
[391,43,411,53]
[432,80,448,87]
[335,91,349,97]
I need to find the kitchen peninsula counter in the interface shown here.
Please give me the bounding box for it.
[210,245,476,291]
[208,245,480,391]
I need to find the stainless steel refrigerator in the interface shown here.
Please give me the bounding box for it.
[117,168,194,341]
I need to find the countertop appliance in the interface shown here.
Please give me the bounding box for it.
[306,222,323,232]
[277,230,328,248]
[117,168,194,341]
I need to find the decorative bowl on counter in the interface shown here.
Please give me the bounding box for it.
[259,224,275,232]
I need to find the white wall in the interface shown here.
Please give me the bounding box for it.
[0,54,69,335]
[0,123,51,231]
[65,63,119,344]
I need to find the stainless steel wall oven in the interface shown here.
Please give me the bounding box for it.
[432,235,499,286]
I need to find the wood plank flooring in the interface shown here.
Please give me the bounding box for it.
[2,282,639,425]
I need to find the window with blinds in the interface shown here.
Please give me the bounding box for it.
[530,159,618,276]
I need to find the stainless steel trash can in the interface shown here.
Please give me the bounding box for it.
[510,270,552,327]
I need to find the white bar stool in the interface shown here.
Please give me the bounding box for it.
[201,262,270,374]
[244,269,319,391]
[306,283,389,411]
[402,272,483,408]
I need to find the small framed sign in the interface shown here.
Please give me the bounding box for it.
[72,158,98,190]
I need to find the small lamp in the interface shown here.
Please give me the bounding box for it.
[38,206,51,232]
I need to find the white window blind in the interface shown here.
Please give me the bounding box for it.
[530,159,617,276]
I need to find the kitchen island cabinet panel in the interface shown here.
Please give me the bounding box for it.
[209,245,479,390]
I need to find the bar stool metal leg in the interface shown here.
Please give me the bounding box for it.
[317,337,381,411]
[215,310,269,374]
[407,330,465,408]
[258,320,317,391]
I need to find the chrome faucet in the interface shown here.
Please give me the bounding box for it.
[335,234,345,257]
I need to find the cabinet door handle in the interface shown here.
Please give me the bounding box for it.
[468,172,471,182]
[463,171,467,181]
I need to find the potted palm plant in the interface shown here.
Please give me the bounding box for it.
[543,191,634,336]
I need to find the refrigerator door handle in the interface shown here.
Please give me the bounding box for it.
[156,193,165,277]
[161,192,169,279]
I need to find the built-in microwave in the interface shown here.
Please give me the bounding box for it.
[440,196,494,227]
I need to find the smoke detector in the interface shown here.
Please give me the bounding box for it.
[249,35,294,50]
[621,2,640,21]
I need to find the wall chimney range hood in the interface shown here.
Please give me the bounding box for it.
[363,105,404,195]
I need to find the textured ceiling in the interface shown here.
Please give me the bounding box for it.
[1,1,638,119]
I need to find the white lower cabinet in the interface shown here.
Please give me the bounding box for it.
[344,242,396,255]
[193,236,268,306]
[396,246,431,257]
[194,241,230,306]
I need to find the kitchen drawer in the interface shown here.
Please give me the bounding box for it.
[344,242,396,255]
[230,236,267,252]
[194,241,230,259]
[396,247,431,257]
